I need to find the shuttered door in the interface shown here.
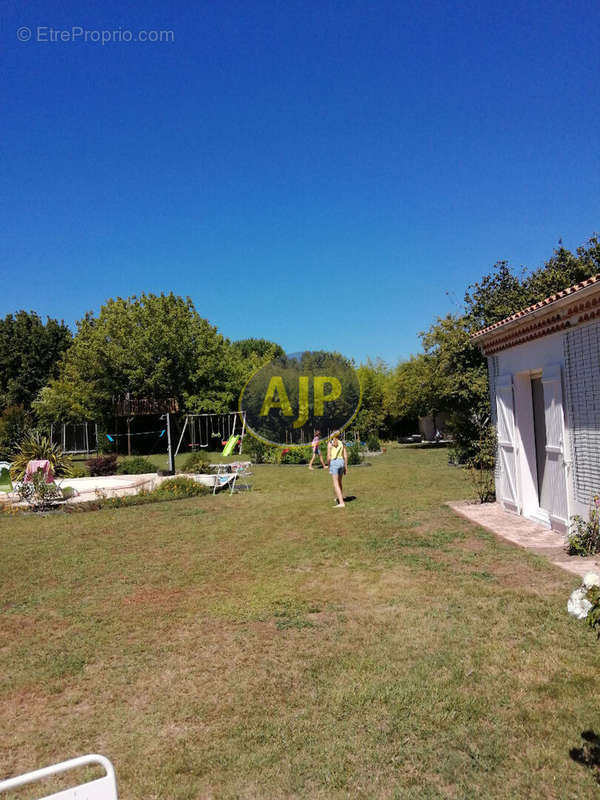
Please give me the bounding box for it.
[496,375,520,513]
[541,364,569,529]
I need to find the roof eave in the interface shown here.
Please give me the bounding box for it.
[471,279,600,355]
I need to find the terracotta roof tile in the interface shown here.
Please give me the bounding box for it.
[472,273,600,339]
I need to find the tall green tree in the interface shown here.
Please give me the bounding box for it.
[0,311,72,410]
[354,359,391,436]
[228,338,285,402]
[34,294,237,423]
[387,234,600,461]
[385,353,442,421]
[231,338,284,361]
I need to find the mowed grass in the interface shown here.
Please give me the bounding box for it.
[1,448,599,799]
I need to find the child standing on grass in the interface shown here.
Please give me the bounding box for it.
[326,431,348,507]
[308,429,326,470]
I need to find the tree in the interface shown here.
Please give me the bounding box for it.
[354,359,391,436]
[385,354,440,421]
[228,338,285,402]
[0,405,32,460]
[387,234,600,462]
[0,311,72,410]
[34,293,236,423]
[231,338,284,361]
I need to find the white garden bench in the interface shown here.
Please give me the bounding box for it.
[0,754,118,799]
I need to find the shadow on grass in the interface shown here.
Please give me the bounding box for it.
[570,730,600,784]
[343,496,357,503]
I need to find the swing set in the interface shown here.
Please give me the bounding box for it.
[173,411,247,459]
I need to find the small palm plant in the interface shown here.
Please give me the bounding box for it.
[10,431,73,481]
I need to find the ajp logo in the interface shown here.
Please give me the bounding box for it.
[240,351,361,446]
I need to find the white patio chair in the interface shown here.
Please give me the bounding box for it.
[0,754,118,799]
[209,460,252,494]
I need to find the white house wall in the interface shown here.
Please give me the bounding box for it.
[493,331,565,377]
[489,331,575,528]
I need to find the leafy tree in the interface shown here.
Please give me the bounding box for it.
[464,237,600,331]
[34,293,237,423]
[0,405,33,460]
[0,311,72,410]
[385,354,439,420]
[231,338,284,361]
[353,360,391,436]
[387,234,600,462]
[228,337,285,401]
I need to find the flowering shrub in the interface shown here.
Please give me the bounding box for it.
[16,469,63,511]
[568,572,600,637]
[65,477,211,513]
[567,496,600,556]
[152,477,210,499]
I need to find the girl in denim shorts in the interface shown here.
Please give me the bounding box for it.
[326,431,348,507]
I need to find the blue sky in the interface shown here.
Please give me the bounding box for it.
[2,0,599,364]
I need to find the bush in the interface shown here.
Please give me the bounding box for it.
[116,456,156,475]
[86,454,118,476]
[153,477,211,499]
[16,469,64,511]
[280,446,313,464]
[465,423,497,503]
[10,431,72,480]
[96,432,114,455]
[69,465,88,478]
[567,497,600,556]
[65,476,212,513]
[182,451,211,473]
[347,441,363,466]
[242,436,279,463]
[366,433,381,452]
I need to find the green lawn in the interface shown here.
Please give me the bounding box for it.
[1,447,599,798]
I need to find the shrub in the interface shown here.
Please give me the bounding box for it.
[465,424,497,503]
[10,431,72,480]
[242,436,279,463]
[182,451,211,473]
[280,446,313,464]
[366,433,381,452]
[95,432,114,454]
[568,573,600,641]
[16,469,64,511]
[64,476,212,513]
[69,465,88,478]
[153,477,211,499]
[567,497,600,556]
[116,456,156,475]
[347,441,363,466]
[86,454,118,476]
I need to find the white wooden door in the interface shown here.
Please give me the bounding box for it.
[496,374,520,513]
[541,364,569,531]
